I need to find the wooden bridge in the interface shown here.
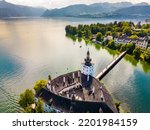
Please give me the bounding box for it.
[96,51,127,81]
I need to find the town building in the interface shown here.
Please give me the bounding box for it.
[35,50,118,113]
[114,34,149,49]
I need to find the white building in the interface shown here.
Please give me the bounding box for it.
[114,34,149,49]
[136,38,148,49]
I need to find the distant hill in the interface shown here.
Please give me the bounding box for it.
[42,2,133,17]
[0,1,45,18]
[112,5,150,18]
[134,2,149,6]
[90,2,132,9]
[1,1,149,19]
[42,2,150,19]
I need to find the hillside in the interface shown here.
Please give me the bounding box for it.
[0,1,45,17]
[42,2,150,19]
[42,2,133,17]
[112,5,150,18]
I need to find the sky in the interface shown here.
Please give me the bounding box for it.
[4,0,150,9]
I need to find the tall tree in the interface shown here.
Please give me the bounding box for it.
[19,89,34,109]
[133,47,142,60]
[143,49,150,63]
[120,44,126,52]
[77,30,82,38]
[96,32,103,42]
[84,29,92,39]
[126,43,136,54]
[107,40,116,50]
[123,27,132,36]
[34,80,47,93]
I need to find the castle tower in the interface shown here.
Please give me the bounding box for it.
[81,50,94,81]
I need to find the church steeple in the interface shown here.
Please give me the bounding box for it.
[81,50,94,81]
[84,49,92,66]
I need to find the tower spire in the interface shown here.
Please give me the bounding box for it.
[87,49,90,58]
[81,49,94,81]
[84,49,92,66]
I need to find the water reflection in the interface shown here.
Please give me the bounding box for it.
[94,44,101,51]
[124,55,138,67]
[140,61,150,73]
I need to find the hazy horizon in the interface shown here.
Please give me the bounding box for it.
[1,0,150,9]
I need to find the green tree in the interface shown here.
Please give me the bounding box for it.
[90,25,97,34]
[34,80,47,93]
[107,40,116,50]
[126,43,136,54]
[96,32,103,42]
[106,31,112,36]
[35,98,44,113]
[99,27,106,35]
[120,44,126,52]
[116,43,122,51]
[133,47,142,60]
[102,39,109,46]
[137,29,147,37]
[78,24,83,30]
[19,89,34,109]
[143,49,150,63]
[123,27,132,36]
[65,25,77,36]
[84,29,92,39]
[77,30,82,38]
[130,35,138,39]
[122,22,130,28]
[112,31,118,38]
[71,27,77,35]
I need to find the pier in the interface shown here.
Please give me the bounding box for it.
[96,51,127,81]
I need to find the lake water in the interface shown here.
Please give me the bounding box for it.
[0,18,150,113]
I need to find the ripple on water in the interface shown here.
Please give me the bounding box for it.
[0,51,24,113]
[0,85,23,113]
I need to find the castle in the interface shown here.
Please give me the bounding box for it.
[35,50,117,113]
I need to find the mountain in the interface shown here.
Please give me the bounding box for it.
[1,1,149,19]
[90,2,132,9]
[111,5,150,18]
[134,2,149,6]
[42,2,133,17]
[0,0,46,18]
[42,2,150,19]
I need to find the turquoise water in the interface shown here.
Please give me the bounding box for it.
[0,18,150,112]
